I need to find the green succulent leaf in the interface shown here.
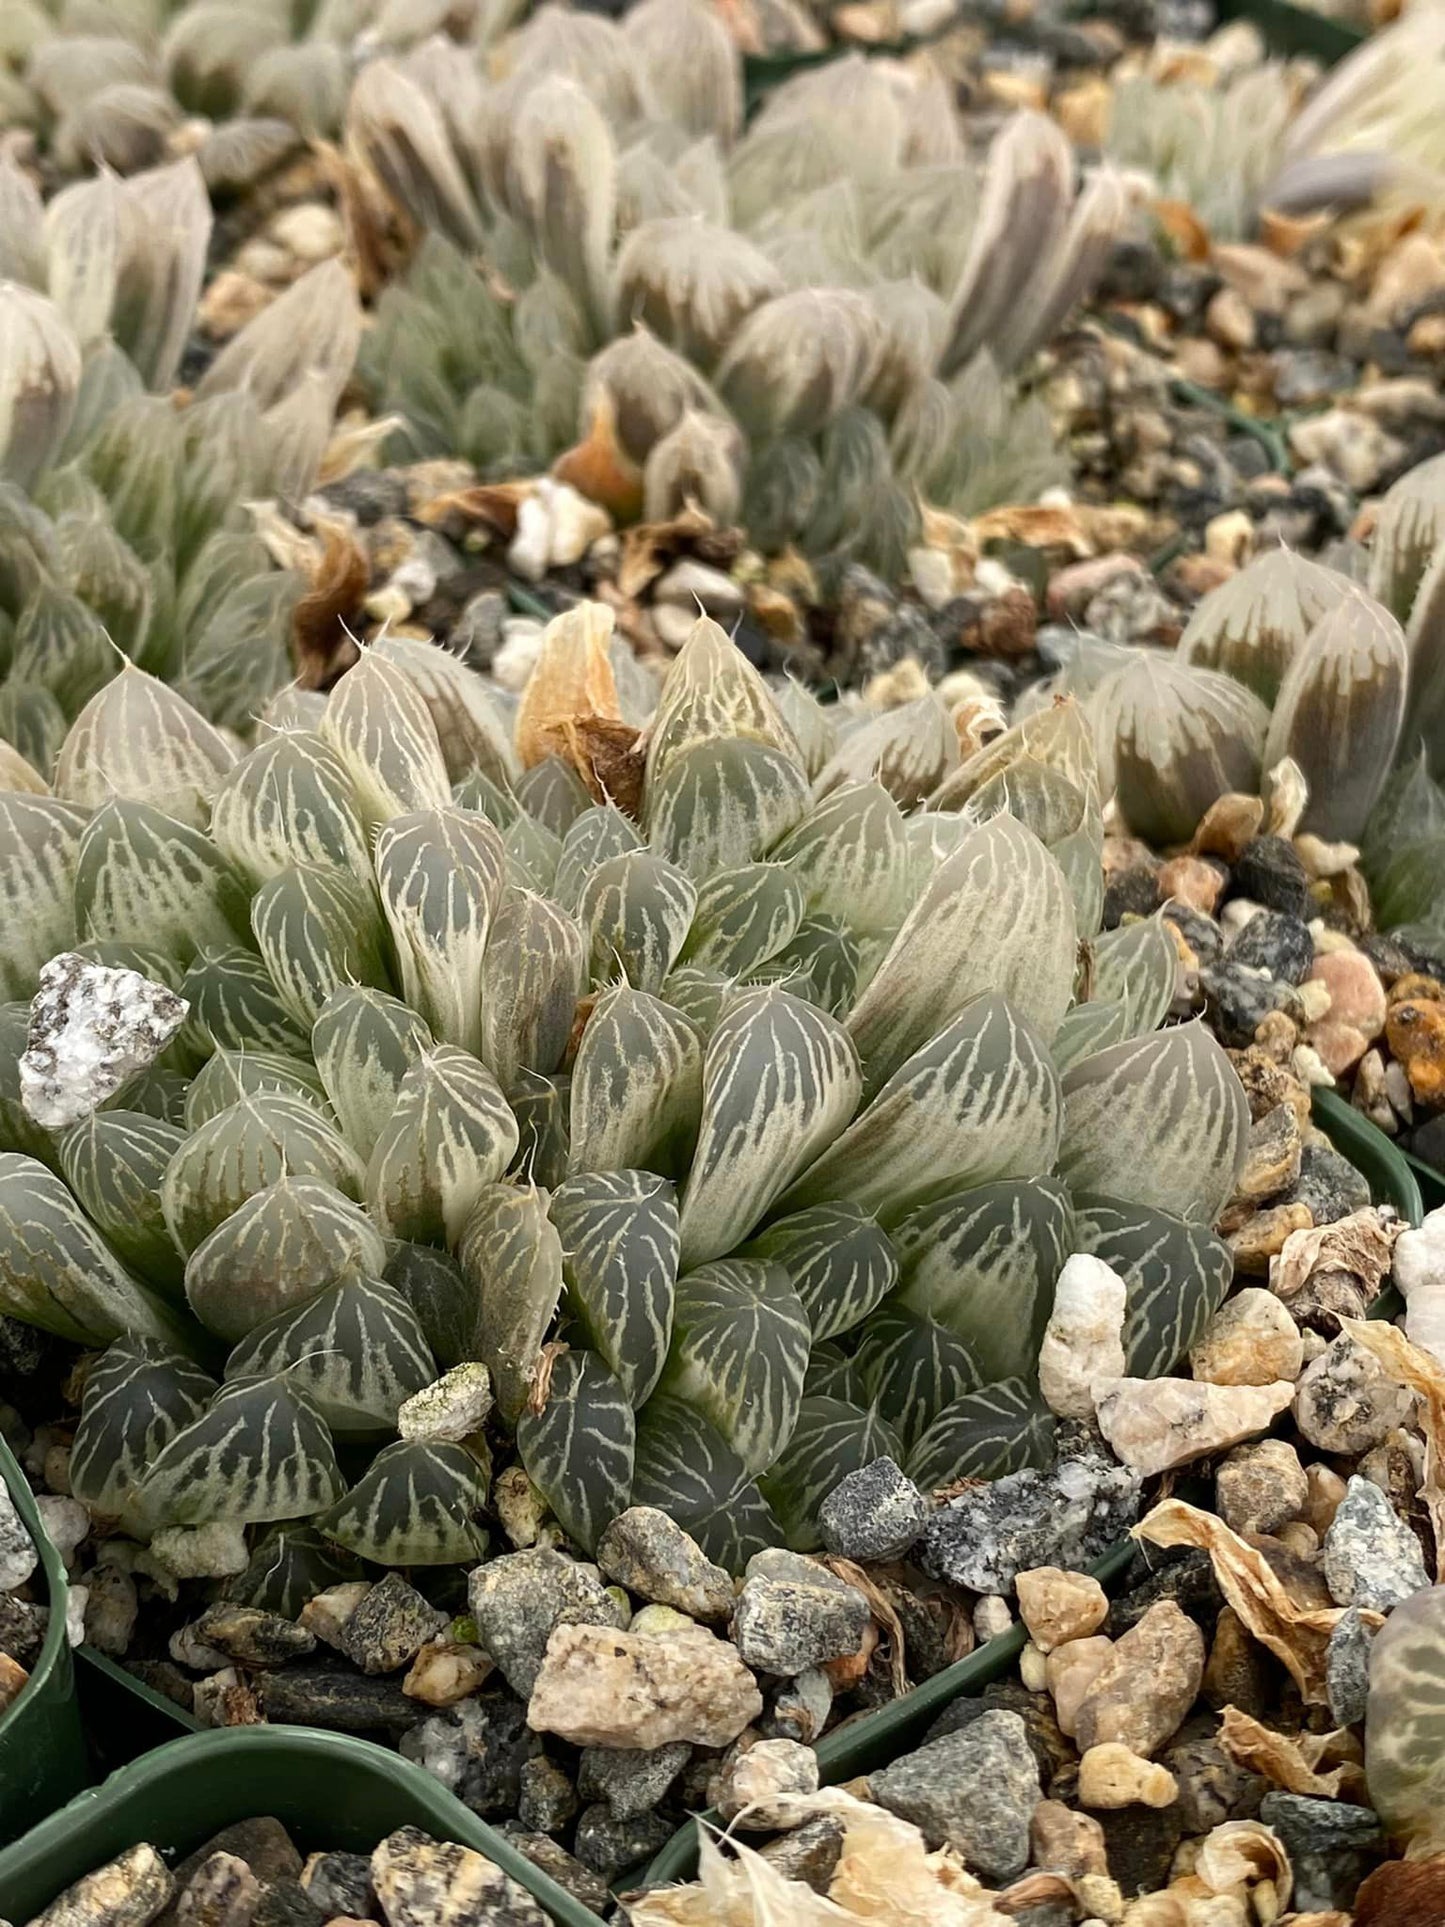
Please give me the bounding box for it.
[515,755,593,837]
[182,1049,331,1131]
[631,1393,781,1574]
[658,965,731,1039]
[752,914,860,1016]
[1059,1020,1248,1225]
[59,1109,187,1293]
[1092,656,1268,847]
[1180,546,1352,705]
[517,1348,636,1555]
[553,804,645,913]
[457,1182,565,1426]
[680,861,806,979]
[141,1372,344,1527]
[75,799,252,965]
[1091,914,1179,1035]
[658,1256,809,1474]
[646,737,810,881]
[10,582,114,721]
[906,1377,1056,1489]
[854,1304,983,1450]
[892,1176,1074,1382]
[161,1092,366,1256]
[1075,1192,1234,1377]
[568,984,703,1179]
[578,848,698,995]
[741,1201,898,1343]
[0,1005,60,1167]
[759,1395,903,1551]
[251,864,393,1032]
[312,985,435,1162]
[383,1242,476,1372]
[374,807,506,1056]
[645,617,800,790]
[478,887,586,1098]
[803,1343,871,1405]
[366,1044,519,1247]
[184,1176,387,1343]
[510,1073,572,1189]
[767,780,911,936]
[550,1168,679,1407]
[679,985,861,1268]
[318,649,452,832]
[69,1335,217,1523]
[817,696,958,809]
[1052,998,1132,1074]
[177,947,312,1058]
[372,633,519,789]
[316,1437,490,1565]
[224,1525,362,1619]
[209,730,370,885]
[0,795,87,1002]
[502,810,562,892]
[224,1275,436,1435]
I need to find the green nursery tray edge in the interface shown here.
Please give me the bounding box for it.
[1212,0,1365,66]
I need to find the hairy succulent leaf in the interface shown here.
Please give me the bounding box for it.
[551,1169,679,1407]
[225,1525,361,1620]
[372,635,520,791]
[0,795,87,1002]
[680,862,806,980]
[511,1072,572,1189]
[1093,657,1269,846]
[569,985,703,1179]
[210,732,370,886]
[1365,1584,1445,1850]
[311,985,434,1162]
[59,1109,186,1294]
[251,865,393,1032]
[554,805,645,914]
[1090,913,1178,1038]
[69,1335,216,1524]
[1179,546,1355,704]
[906,1378,1056,1489]
[319,649,452,832]
[366,1045,519,1247]
[161,1092,365,1257]
[374,808,505,1055]
[517,1348,636,1554]
[76,799,252,965]
[1368,451,1445,626]
[768,781,911,936]
[478,887,586,1097]
[578,849,697,994]
[816,696,959,810]
[647,737,810,881]
[182,1050,330,1132]
[184,1176,387,1343]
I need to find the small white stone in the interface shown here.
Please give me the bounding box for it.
[19,952,188,1129]
[300,1581,374,1650]
[974,1595,1013,1642]
[0,1483,37,1591]
[35,1494,89,1562]
[65,1586,88,1646]
[1291,1043,1335,1088]
[1038,1254,1127,1420]
[397,1364,493,1443]
[1020,1641,1049,1691]
[492,621,545,692]
[1095,1377,1296,1476]
[715,1737,820,1829]
[193,1666,243,1727]
[148,1522,251,1581]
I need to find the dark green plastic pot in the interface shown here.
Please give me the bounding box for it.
[0,1433,88,1847]
[637,1098,1423,1894]
[0,1725,604,1925]
[1213,0,1365,64]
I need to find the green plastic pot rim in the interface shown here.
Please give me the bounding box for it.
[0,1432,72,1753]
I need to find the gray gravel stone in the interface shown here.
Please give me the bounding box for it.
[28,1843,173,1927]
[334,1571,447,1675]
[572,1803,674,1880]
[818,1457,928,1562]
[299,1850,374,1919]
[372,1826,547,1927]
[759,1815,846,1893]
[1322,1476,1430,1612]
[1224,910,1314,985]
[919,1453,1142,1594]
[1258,1793,1384,1911]
[468,1548,627,1697]
[868,1709,1040,1882]
[1326,1607,1376,1729]
[400,1696,541,1816]
[577,1741,690,1820]
[0,1481,36,1591]
[731,1551,870,1675]
[596,1507,735,1621]
[496,1829,609,1913]
[20,951,187,1129]
[516,1756,578,1835]
[0,1589,45,1667]
[175,1850,261,1926]
[767,1667,833,1744]
[1293,1335,1414,1455]
[258,1666,418,1736]
[188,1604,316,1669]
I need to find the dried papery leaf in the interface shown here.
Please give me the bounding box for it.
[506,75,617,343]
[1264,593,1406,842]
[196,258,361,415]
[582,324,726,471]
[643,409,743,526]
[717,287,880,439]
[0,157,45,288]
[1369,450,1445,625]
[1134,1497,1344,1700]
[345,57,484,253]
[1179,546,1357,707]
[1092,655,1269,846]
[1217,1705,1361,1800]
[623,0,741,142]
[939,112,1074,378]
[1005,164,1132,370]
[56,664,237,830]
[615,217,781,369]
[111,158,212,394]
[515,600,620,773]
[1060,1021,1248,1224]
[0,285,81,491]
[1338,1317,1445,1580]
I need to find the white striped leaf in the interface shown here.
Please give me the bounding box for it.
[646,738,809,882]
[846,814,1077,1097]
[741,1201,897,1343]
[515,755,593,838]
[750,915,860,1017]
[782,993,1062,1225]
[59,1109,186,1292]
[373,632,519,788]
[1093,656,1269,847]
[0,794,87,1001]
[578,849,697,993]
[312,985,434,1161]
[226,1526,362,1619]
[319,649,452,832]
[679,985,860,1267]
[0,684,67,777]
[0,1004,60,1166]
[511,1073,572,1189]
[161,1092,366,1256]
[502,811,562,892]
[658,1257,809,1474]
[960,759,1106,940]
[224,1276,436,1434]
[517,1348,636,1554]
[1059,1020,1249,1225]
[767,780,911,937]
[72,939,184,992]
[182,1050,331,1132]
[680,863,805,979]
[140,1373,344,1527]
[906,1378,1056,1489]
[550,1169,679,1407]
[76,799,253,965]
[1051,790,1105,940]
[631,1393,781,1573]
[815,695,959,808]
[935,699,1099,814]
[453,767,520,828]
[1075,1193,1234,1378]
[759,1395,903,1551]
[383,1243,476,1371]
[120,1065,189,1129]
[209,731,370,886]
[478,888,586,1098]
[1091,913,1177,1038]
[69,1335,216,1524]
[178,948,311,1058]
[892,1176,1074,1383]
[374,808,505,1055]
[55,664,236,828]
[773,679,836,779]
[366,1044,519,1248]
[457,1182,564,1425]
[1182,545,1354,703]
[0,1152,196,1348]
[658,966,731,1039]
[9,583,113,721]
[554,805,645,914]
[251,864,393,1032]
[854,1304,983,1450]
[1052,998,1131,1074]
[184,1177,387,1343]
[315,1438,490,1565]
[803,1344,870,1406]
[644,616,799,792]
[569,985,703,1179]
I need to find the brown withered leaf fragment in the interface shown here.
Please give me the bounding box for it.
[1340,1316,1445,1578]
[617,502,740,601]
[1133,1498,1345,1702]
[314,138,414,300]
[553,390,645,525]
[1216,1705,1365,1800]
[560,715,645,818]
[994,1873,1080,1917]
[1271,1211,1400,1326]
[515,602,621,771]
[292,518,368,690]
[415,482,528,541]
[1153,197,1213,260]
[818,1555,907,1698]
[526,1340,570,1418]
[968,503,1094,557]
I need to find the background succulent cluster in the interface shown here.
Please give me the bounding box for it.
[0,610,1252,1592]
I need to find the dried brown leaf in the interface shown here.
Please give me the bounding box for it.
[553,390,645,525]
[967,503,1093,557]
[289,516,369,690]
[1270,1210,1399,1306]
[1340,1316,1445,1578]
[415,482,529,541]
[617,502,731,601]
[1216,1705,1363,1800]
[559,715,645,818]
[515,601,621,772]
[1133,1498,1345,1701]
[817,1555,907,1698]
